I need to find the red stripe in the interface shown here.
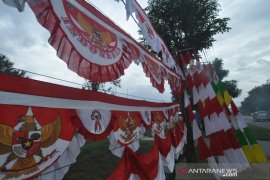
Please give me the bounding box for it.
[0,74,177,108]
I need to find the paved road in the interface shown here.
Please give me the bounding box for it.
[244,116,270,130]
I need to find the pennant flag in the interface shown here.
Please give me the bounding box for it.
[122,0,181,71]
[108,143,161,180]
[237,113,268,162]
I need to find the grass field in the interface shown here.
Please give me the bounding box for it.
[63,139,154,180]
[247,123,270,141]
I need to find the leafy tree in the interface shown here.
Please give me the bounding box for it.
[145,0,230,163]
[0,54,26,77]
[211,58,242,98]
[82,79,121,93]
[240,80,270,115]
[146,0,230,52]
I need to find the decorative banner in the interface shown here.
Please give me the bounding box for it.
[0,74,184,179]
[151,111,166,138]
[108,144,161,180]
[0,105,77,179]
[9,0,182,95]
[124,0,178,70]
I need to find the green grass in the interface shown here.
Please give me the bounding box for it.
[63,139,154,180]
[247,123,270,141]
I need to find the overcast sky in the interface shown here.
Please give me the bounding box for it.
[0,0,269,105]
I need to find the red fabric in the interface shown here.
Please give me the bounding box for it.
[186,74,194,92]
[180,52,186,67]
[187,105,195,123]
[209,133,224,156]
[224,105,231,117]
[141,56,165,93]
[198,136,211,160]
[185,51,191,65]
[155,132,171,157]
[109,143,159,180]
[230,100,239,117]
[226,128,241,149]
[170,123,183,148]
[28,0,182,96]
[0,74,178,109]
[198,101,207,118]
[111,111,142,131]
[0,104,76,141]
[29,0,132,82]
[205,97,223,116]
[216,130,233,150]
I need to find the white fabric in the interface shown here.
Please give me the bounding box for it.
[223,148,243,170]
[217,156,230,170]
[129,173,140,180]
[236,113,248,130]
[192,120,202,140]
[203,116,216,136]
[207,157,221,179]
[151,121,165,138]
[209,113,223,132]
[161,146,175,173]
[184,90,190,108]
[3,0,26,12]
[205,82,216,100]
[140,111,152,126]
[230,115,239,130]
[192,87,200,105]
[34,133,85,180]
[234,148,250,171]
[76,109,111,134]
[155,153,165,180]
[198,84,208,102]
[108,124,144,157]
[0,91,178,111]
[218,112,231,131]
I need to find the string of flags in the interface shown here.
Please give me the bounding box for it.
[0,74,186,179]
[1,0,268,180]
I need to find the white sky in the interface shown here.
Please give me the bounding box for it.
[0,0,269,105]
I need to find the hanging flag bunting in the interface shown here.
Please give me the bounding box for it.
[4,0,183,95]
[123,0,180,71]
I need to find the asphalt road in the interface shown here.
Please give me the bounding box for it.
[244,116,270,130]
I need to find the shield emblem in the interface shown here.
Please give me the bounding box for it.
[12,130,41,158]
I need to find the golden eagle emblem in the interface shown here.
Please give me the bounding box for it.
[153,112,164,134]
[118,113,138,144]
[0,113,61,179]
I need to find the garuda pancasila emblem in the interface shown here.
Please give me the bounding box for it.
[119,113,138,144]
[0,112,61,179]
[153,112,164,134]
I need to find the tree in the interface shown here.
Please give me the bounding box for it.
[82,79,121,93]
[145,0,230,163]
[240,80,270,115]
[0,54,26,77]
[211,58,242,98]
[146,0,230,52]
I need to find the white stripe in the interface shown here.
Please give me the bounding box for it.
[0,91,178,111]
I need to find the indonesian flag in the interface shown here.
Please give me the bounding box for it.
[108,142,162,180]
